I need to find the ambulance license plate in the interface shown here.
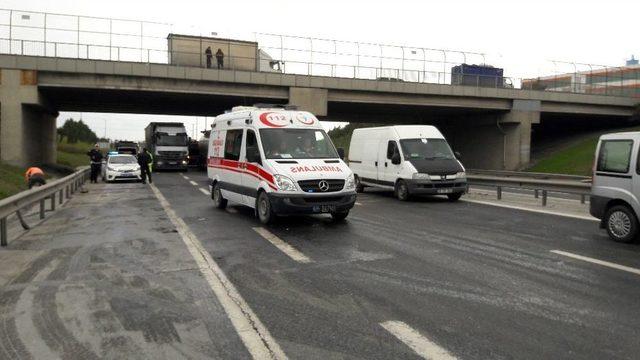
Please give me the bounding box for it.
[437,188,453,194]
[313,205,336,213]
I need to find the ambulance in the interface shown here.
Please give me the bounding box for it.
[207,105,357,224]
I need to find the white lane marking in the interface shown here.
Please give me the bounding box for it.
[199,188,209,196]
[551,250,640,276]
[227,207,238,214]
[150,184,287,360]
[380,321,457,360]
[462,198,598,222]
[252,227,312,263]
[183,175,190,180]
[189,180,198,186]
[355,202,363,206]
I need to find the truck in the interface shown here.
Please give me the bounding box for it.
[451,64,507,88]
[144,122,189,171]
[114,140,139,155]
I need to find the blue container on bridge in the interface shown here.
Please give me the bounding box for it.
[451,64,504,88]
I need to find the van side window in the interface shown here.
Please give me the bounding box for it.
[245,130,262,165]
[224,130,243,161]
[386,141,398,159]
[597,140,633,173]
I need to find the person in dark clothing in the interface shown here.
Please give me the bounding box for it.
[215,48,224,69]
[205,46,213,68]
[137,148,152,184]
[87,144,103,183]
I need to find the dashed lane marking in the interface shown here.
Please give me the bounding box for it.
[226,207,238,214]
[150,184,287,360]
[252,227,312,263]
[355,202,363,206]
[189,180,198,186]
[199,188,209,196]
[551,250,640,276]
[380,321,457,360]
[462,198,598,222]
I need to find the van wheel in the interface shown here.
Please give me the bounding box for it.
[447,193,462,202]
[355,175,364,193]
[331,210,349,221]
[212,182,227,209]
[395,180,410,201]
[257,191,276,224]
[605,205,638,243]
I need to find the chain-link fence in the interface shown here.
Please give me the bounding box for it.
[1,8,637,98]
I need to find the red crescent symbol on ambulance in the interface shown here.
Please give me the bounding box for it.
[296,113,315,125]
[259,112,288,127]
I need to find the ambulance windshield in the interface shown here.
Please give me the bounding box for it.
[260,129,339,159]
[399,138,455,160]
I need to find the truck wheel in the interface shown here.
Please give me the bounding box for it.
[331,210,349,221]
[212,182,227,209]
[447,193,463,202]
[605,205,638,243]
[257,191,276,224]
[355,175,364,193]
[395,180,410,201]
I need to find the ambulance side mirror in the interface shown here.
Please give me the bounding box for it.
[246,146,262,165]
[337,147,345,160]
[454,151,462,160]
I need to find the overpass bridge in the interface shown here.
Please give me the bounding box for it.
[0,54,635,170]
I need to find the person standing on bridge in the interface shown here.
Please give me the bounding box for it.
[205,46,213,68]
[25,166,46,189]
[87,144,103,183]
[137,148,152,184]
[215,48,224,69]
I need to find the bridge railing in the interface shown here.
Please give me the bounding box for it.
[0,166,90,247]
[1,7,637,97]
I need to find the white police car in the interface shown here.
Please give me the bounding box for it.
[103,153,142,182]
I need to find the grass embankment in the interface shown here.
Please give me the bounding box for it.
[528,127,640,176]
[0,162,26,200]
[527,137,599,176]
[57,141,92,169]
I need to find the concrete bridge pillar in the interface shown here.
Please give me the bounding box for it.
[444,100,540,170]
[0,69,57,167]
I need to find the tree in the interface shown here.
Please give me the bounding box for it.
[57,118,98,144]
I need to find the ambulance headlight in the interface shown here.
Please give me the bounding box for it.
[456,171,466,179]
[107,166,117,171]
[345,174,355,190]
[412,173,430,180]
[274,174,297,192]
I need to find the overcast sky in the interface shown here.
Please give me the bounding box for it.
[4,0,638,141]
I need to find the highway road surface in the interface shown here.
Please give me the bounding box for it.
[154,171,640,359]
[1,171,639,359]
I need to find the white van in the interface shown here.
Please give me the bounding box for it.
[590,132,640,242]
[348,125,467,201]
[207,106,357,224]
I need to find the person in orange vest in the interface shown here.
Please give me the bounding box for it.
[25,167,46,189]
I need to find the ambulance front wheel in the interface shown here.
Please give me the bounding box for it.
[257,191,276,224]
[212,182,227,209]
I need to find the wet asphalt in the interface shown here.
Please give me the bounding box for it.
[153,170,640,360]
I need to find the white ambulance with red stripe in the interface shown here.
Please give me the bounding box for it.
[207,105,357,224]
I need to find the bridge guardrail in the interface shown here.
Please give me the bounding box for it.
[0,166,89,246]
[466,171,591,207]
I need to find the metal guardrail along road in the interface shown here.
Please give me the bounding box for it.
[0,166,90,246]
[466,170,591,206]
